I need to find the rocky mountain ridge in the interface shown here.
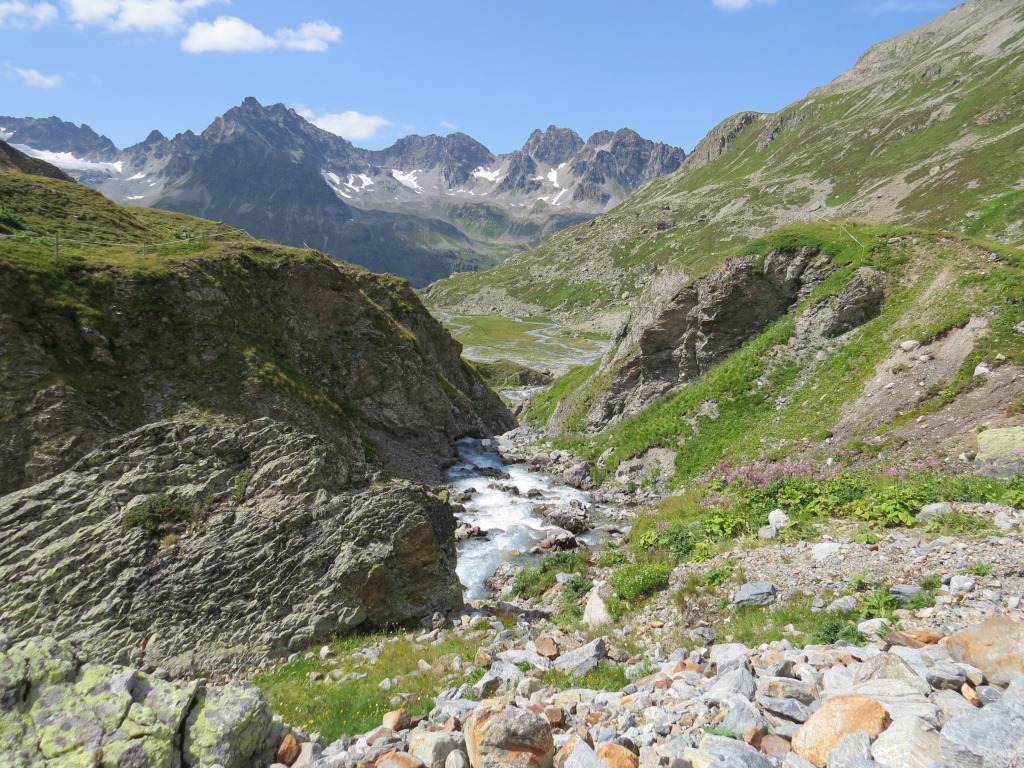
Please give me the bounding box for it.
[0,102,685,286]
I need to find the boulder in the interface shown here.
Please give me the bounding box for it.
[0,421,465,674]
[465,704,555,768]
[583,591,614,629]
[563,463,593,490]
[0,636,274,768]
[410,730,463,768]
[940,677,1024,767]
[871,716,942,768]
[597,743,640,768]
[553,638,606,677]
[183,682,272,768]
[947,616,1024,686]
[974,426,1024,478]
[792,695,890,768]
[733,582,778,607]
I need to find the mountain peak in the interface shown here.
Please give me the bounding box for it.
[522,126,584,166]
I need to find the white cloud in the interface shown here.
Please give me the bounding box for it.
[63,0,216,31]
[0,1,58,27]
[9,65,62,87]
[182,16,341,53]
[181,15,275,51]
[296,108,391,140]
[277,20,340,52]
[440,120,458,131]
[712,0,777,10]
[854,1,956,15]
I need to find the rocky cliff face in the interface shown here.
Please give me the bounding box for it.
[0,245,513,495]
[0,419,465,674]
[0,167,506,672]
[556,247,888,432]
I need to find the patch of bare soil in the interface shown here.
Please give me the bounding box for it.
[831,313,1024,460]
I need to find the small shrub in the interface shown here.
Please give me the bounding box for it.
[122,493,198,535]
[812,614,866,645]
[233,467,254,503]
[609,562,673,601]
[926,511,997,537]
[860,586,900,621]
[0,207,26,232]
[510,551,589,599]
[598,549,628,567]
[961,561,994,577]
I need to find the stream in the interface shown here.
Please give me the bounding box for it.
[446,438,605,600]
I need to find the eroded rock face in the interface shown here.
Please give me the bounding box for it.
[573,248,830,431]
[0,254,514,495]
[0,635,272,768]
[0,419,463,674]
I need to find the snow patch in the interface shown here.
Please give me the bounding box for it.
[472,166,502,182]
[125,195,145,200]
[391,169,423,193]
[128,172,147,181]
[547,168,560,187]
[12,145,123,174]
[552,188,569,205]
[343,173,374,193]
[321,169,342,186]
[558,162,566,168]
[0,129,12,141]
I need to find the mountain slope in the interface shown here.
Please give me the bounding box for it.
[1,103,685,286]
[426,0,1023,319]
[0,164,513,495]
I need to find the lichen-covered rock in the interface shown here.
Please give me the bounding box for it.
[0,420,464,673]
[182,682,271,768]
[0,636,271,768]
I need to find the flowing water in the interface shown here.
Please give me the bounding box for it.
[447,438,602,600]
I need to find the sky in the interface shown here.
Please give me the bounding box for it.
[0,0,963,154]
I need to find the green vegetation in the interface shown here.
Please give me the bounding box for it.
[608,562,673,601]
[541,662,629,690]
[255,628,484,742]
[510,552,590,599]
[121,493,200,535]
[629,460,1022,567]
[438,314,606,376]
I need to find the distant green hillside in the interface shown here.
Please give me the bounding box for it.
[426,0,1023,320]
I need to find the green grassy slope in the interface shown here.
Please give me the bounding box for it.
[524,223,1024,487]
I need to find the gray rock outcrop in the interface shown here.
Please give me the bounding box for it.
[0,635,274,768]
[0,419,464,674]
[572,247,831,431]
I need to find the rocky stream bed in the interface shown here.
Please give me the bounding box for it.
[3,429,1024,768]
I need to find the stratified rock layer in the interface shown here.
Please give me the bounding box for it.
[0,419,464,674]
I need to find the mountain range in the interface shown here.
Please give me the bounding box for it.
[0,101,684,286]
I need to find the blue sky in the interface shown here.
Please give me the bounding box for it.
[1,0,961,153]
